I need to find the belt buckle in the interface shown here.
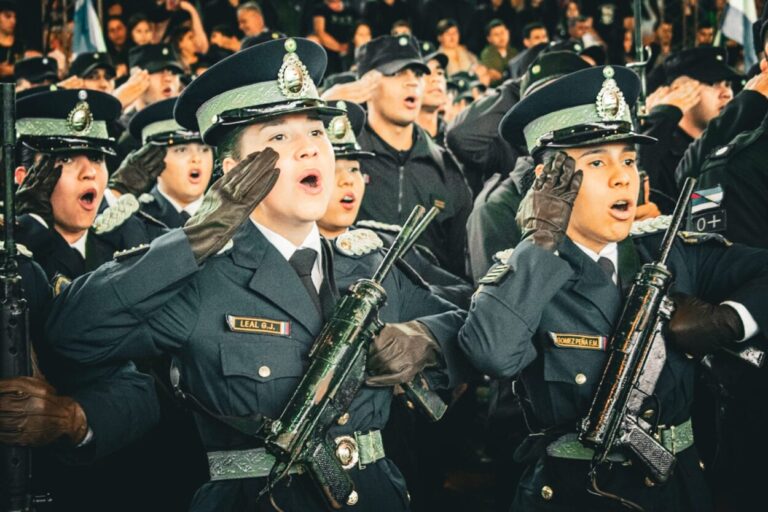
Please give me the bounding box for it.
[334,435,359,471]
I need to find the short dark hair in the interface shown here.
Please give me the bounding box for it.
[390,19,411,34]
[436,18,459,37]
[523,22,546,40]
[216,124,247,165]
[127,13,149,33]
[485,19,506,37]
[106,15,125,27]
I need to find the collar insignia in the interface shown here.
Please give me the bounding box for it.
[278,38,312,99]
[595,66,627,121]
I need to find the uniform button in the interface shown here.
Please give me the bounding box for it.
[644,477,655,488]
[258,366,271,378]
[337,412,350,425]
[541,485,554,500]
[699,460,706,470]
[346,490,359,506]
[642,409,655,419]
[574,373,587,385]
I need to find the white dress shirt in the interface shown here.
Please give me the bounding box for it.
[252,220,323,292]
[157,183,204,218]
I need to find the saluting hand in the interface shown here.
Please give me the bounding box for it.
[109,143,167,196]
[516,150,582,251]
[15,155,62,227]
[183,148,280,264]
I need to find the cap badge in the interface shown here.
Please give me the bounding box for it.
[398,36,408,46]
[67,91,93,134]
[531,64,541,75]
[328,115,351,142]
[595,66,626,121]
[278,38,311,99]
[162,47,169,55]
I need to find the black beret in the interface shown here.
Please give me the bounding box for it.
[128,44,184,74]
[664,47,740,84]
[520,50,590,97]
[356,35,430,77]
[14,56,58,83]
[501,65,655,154]
[16,89,121,155]
[129,97,201,145]
[68,52,116,79]
[174,37,341,145]
[325,101,374,160]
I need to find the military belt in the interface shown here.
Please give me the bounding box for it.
[546,418,694,461]
[207,429,385,481]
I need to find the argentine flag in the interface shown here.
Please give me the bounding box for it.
[72,0,107,55]
[722,0,758,68]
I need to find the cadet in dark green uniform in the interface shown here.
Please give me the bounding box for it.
[128,97,214,229]
[46,38,466,512]
[459,65,768,511]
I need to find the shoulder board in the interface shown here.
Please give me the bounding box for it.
[677,231,732,247]
[138,193,155,204]
[334,228,384,257]
[113,243,150,261]
[493,248,514,264]
[478,262,511,285]
[92,194,140,235]
[629,215,672,238]
[355,219,402,234]
[0,241,33,258]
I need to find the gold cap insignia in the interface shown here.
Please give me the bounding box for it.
[328,114,351,142]
[595,66,627,121]
[67,91,94,134]
[278,38,311,99]
[398,36,408,46]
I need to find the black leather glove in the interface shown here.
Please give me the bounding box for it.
[668,293,745,356]
[183,148,280,264]
[15,155,61,227]
[0,377,88,447]
[516,150,582,251]
[108,144,167,195]
[366,321,440,387]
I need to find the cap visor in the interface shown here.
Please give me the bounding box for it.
[377,59,430,76]
[541,132,657,153]
[145,61,184,74]
[24,137,117,156]
[79,63,117,78]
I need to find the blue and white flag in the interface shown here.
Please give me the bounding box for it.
[722,0,759,68]
[72,0,107,55]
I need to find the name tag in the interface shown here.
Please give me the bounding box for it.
[226,315,291,336]
[549,332,607,351]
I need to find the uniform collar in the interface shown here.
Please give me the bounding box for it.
[156,182,204,216]
[572,240,618,269]
[69,230,88,259]
[251,220,323,290]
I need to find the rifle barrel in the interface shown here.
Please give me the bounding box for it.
[371,205,425,283]
[1,84,16,263]
[657,177,696,267]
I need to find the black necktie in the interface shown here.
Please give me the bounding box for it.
[597,256,617,286]
[289,248,321,312]
[179,210,191,225]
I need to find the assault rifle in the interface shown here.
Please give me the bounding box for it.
[0,84,33,511]
[263,205,446,509]
[578,178,696,511]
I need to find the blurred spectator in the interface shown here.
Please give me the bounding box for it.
[480,19,516,86]
[153,1,209,56]
[107,1,124,17]
[237,1,266,37]
[420,0,473,43]
[362,0,410,38]
[437,18,478,77]
[466,0,517,54]
[210,24,240,52]
[171,25,199,74]
[417,50,448,144]
[522,21,549,48]
[567,15,589,42]
[129,13,153,47]
[696,19,715,47]
[106,16,130,70]
[313,0,356,74]
[391,19,412,36]
[0,0,22,81]
[556,0,581,39]
[342,20,372,71]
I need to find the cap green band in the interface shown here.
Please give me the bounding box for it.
[523,103,632,152]
[196,79,320,136]
[17,117,109,141]
[142,119,187,144]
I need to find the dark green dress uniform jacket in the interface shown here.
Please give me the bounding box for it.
[458,235,768,511]
[46,222,466,511]
[11,251,160,510]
